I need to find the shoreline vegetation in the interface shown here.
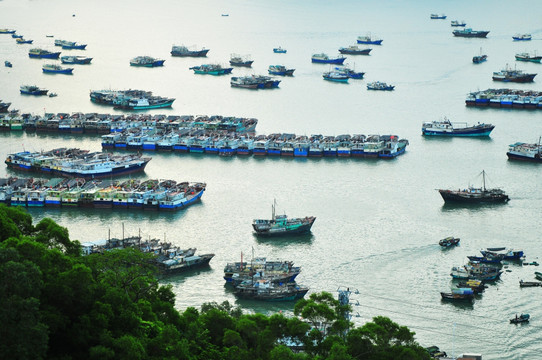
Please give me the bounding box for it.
[0,204,431,359]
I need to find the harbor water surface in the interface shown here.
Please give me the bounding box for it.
[1,0,542,358]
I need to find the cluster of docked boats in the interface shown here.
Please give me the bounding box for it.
[90,89,175,110]
[466,89,542,110]
[0,110,258,134]
[224,257,308,301]
[5,148,151,179]
[81,236,214,274]
[442,248,525,302]
[102,132,409,159]
[0,176,206,211]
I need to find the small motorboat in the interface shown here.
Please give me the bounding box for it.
[48,92,58,97]
[535,271,542,281]
[439,236,460,247]
[4,60,12,68]
[273,47,287,54]
[510,313,530,324]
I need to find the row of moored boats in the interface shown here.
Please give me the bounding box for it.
[0,176,206,211]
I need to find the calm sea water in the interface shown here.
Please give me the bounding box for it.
[2,0,542,358]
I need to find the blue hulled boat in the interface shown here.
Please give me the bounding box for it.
[28,48,61,59]
[273,46,287,53]
[311,53,346,64]
[42,63,74,74]
[422,118,495,137]
[357,34,383,45]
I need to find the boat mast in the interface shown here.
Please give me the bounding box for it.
[482,170,486,191]
[272,198,276,221]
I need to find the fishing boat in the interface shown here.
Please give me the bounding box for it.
[439,237,460,247]
[28,48,61,59]
[506,139,542,162]
[510,314,530,324]
[473,48,488,63]
[431,14,447,19]
[55,40,87,50]
[156,250,215,274]
[480,248,524,260]
[4,60,12,68]
[61,55,93,64]
[515,52,542,63]
[311,53,346,64]
[338,45,371,55]
[16,38,33,44]
[234,279,309,302]
[467,253,505,264]
[19,85,48,95]
[367,81,394,90]
[357,34,383,45]
[170,45,209,57]
[512,34,532,41]
[323,71,349,82]
[0,101,11,113]
[451,20,466,27]
[339,65,364,79]
[453,28,489,38]
[229,54,253,67]
[422,118,494,136]
[535,272,542,281]
[130,56,165,67]
[438,170,509,204]
[11,33,22,38]
[114,97,175,110]
[440,288,474,301]
[273,46,287,53]
[0,29,16,34]
[456,280,486,294]
[492,65,536,83]
[252,200,316,236]
[189,64,233,75]
[519,280,541,287]
[268,65,295,76]
[42,63,74,74]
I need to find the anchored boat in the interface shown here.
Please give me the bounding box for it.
[438,171,509,204]
[252,200,315,236]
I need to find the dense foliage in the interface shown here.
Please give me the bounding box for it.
[0,204,430,359]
